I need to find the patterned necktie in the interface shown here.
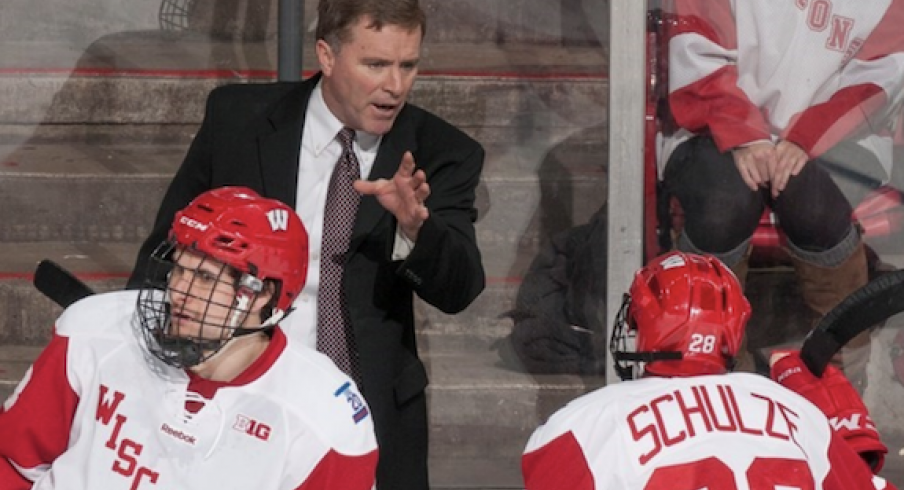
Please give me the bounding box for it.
[316,127,363,385]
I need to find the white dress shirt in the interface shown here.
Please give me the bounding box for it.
[281,82,381,347]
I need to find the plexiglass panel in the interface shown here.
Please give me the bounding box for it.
[7,0,901,488]
[0,0,611,488]
[648,0,904,486]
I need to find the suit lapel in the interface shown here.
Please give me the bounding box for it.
[259,75,321,208]
[351,107,418,245]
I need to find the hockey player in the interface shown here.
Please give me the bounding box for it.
[522,251,893,490]
[0,186,378,490]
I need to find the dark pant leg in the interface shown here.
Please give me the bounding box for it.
[375,392,429,490]
[772,155,855,253]
[663,135,764,255]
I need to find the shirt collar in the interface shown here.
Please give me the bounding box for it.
[308,81,381,155]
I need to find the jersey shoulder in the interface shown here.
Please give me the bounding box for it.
[526,381,629,451]
[55,290,139,339]
[265,336,377,454]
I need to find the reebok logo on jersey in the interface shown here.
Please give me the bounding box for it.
[160,423,197,446]
[334,381,369,424]
[233,414,272,441]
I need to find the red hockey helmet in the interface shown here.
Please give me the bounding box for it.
[610,251,751,380]
[168,186,308,313]
[137,187,308,368]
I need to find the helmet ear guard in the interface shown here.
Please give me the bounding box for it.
[610,293,682,381]
[227,274,264,330]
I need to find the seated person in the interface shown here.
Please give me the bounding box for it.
[660,0,904,386]
[0,186,377,490]
[522,251,892,489]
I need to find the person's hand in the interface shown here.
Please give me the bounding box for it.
[770,351,887,472]
[732,142,775,191]
[770,140,808,198]
[354,151,430,241]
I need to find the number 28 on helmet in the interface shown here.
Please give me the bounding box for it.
[610,251,751,380]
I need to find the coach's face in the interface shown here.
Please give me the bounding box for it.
[317,15,422,135]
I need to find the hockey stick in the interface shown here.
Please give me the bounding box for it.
[33,259,96,308]
[799,268,904,377]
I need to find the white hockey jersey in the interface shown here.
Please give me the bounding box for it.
[0,290,377,490]
[659,0,904,179]
[523,373,893,490]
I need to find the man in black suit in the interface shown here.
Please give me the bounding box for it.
[127,0,486,488]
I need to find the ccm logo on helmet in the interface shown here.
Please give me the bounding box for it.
[179,216,210,232]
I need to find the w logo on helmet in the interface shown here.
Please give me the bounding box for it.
[266,209,290,232]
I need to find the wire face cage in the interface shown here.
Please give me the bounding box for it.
[159,0,197,32]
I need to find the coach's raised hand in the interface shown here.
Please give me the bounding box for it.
[354,151,430,241]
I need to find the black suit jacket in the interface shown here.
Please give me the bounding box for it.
[128,73,486,490]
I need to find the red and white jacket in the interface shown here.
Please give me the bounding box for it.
[659,0,904,179]
[523,373,894,490]
[0,290,378,490]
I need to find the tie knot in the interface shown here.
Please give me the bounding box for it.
[337,127,356,151]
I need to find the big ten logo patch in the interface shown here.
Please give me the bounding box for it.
[334,382,369,424]
[233,414,272,441]
[95,384,160,488]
